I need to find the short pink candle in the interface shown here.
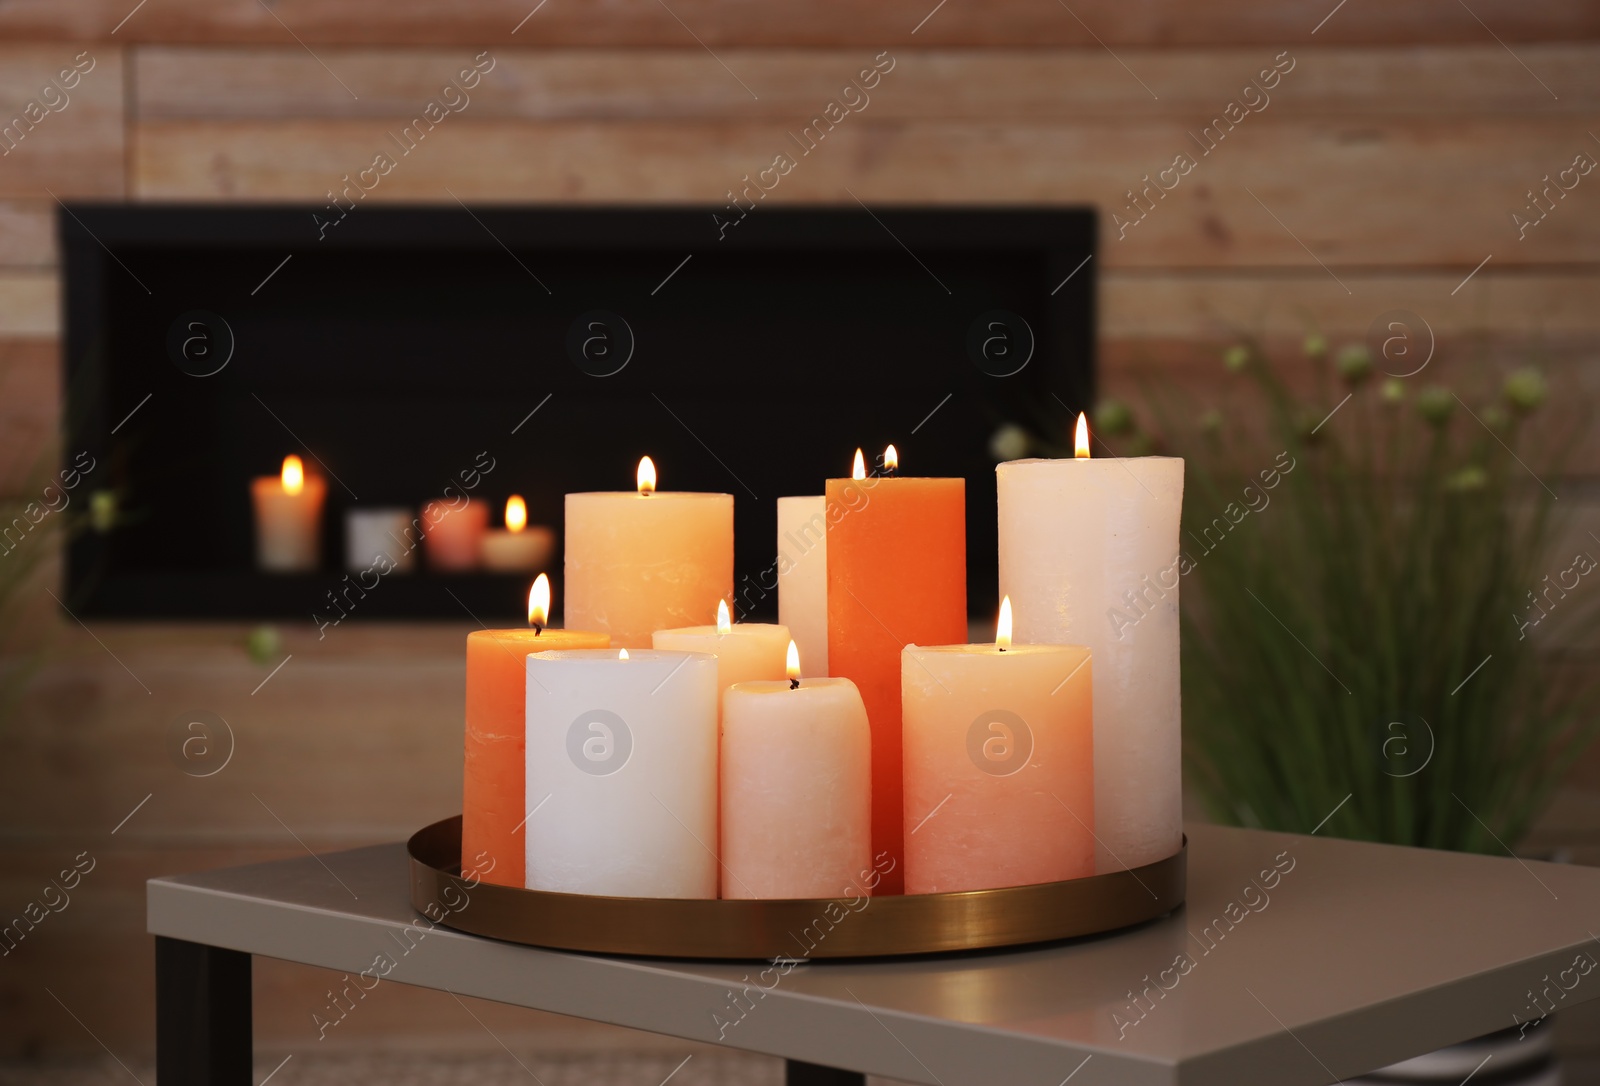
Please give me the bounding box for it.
[423,498,489,570]
[901,599,1095,894]
[721,645,872,900]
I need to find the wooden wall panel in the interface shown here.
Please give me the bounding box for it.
[0,47,125,199]
[131,45,1600,121]
[1,0,1597,47]
[131,116,1600,268]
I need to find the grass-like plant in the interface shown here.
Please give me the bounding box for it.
[1085,338,1599,853]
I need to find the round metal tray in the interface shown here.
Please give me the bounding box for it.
[408,816,1185,960]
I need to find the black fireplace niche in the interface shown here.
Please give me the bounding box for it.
[60,205,1096,622]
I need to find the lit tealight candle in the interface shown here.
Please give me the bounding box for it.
[251,454,327,572]
[721,641,873,899]
[654,599,790,719]
[462,574,609,887]
[482,495,555,573]
[901,596,1095,894]
[565,456,733,648]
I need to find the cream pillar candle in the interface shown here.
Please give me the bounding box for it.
[996,414,1185,872]
[565,456,734,648]
[251,455,326,572]
[525,648,718,897]
[776,495,828,676]
[481,496,554,572]
[653,600,790,712]
[722,642,872,899]
[901,598,1095,894]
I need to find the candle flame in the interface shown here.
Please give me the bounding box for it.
[619,648,629,660]
[637,456,657,495]
[1075,413,1091,459]
[528,573,550,629]
[281,455,304,496]
[851,448,866,480]
[505,495,528,533]
[884,444,899,472]
[997,595,1013,650]
[786,639,801,681]
[717,598,731,634]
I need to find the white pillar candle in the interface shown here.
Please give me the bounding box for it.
[565,457,733,648]
[722,646,871,899]
[345,507,415,573]
[996,417,1184,872]
[901,600,1095,893]
[776,495,828,676]
[653,600,790,713]
[251,455,326,572]
[526,648,719,898]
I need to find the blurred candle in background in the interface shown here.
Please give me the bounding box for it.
[462,574,608,887]
[997,413,1184,872]
[526,647,718,897]
[721,641,872,899]
[345,507,415,573]
[423,497,488,571]
[251,454,326,572]
[565,456,733,648]
[482,495,554,573]
[777,495,828,676]
[901,597,1095,894]
[826,445,966,894]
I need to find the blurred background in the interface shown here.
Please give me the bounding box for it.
[2,1,1599,1083]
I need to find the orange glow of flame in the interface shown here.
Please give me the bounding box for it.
[997,595,1013,650]
[786,639,801,681]
[505,495,528,533]
[851,448,866,480]
[281,455,304,496]
[528,573,550,629]
[1074,413,1091,459]
[716,598,731,634]
[884,444,899,472]
[637,456,656,495]
[619,648,630,660]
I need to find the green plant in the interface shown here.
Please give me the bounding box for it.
[1103,341,1599,853]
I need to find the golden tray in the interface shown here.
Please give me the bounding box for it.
[409,817,1185,960]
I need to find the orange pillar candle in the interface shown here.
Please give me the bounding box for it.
[462,574,608,887]
[826,445,966,894]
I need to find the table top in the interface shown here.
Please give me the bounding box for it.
[147,822,1600,1086]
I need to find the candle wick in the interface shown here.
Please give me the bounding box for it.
[998,646,1007,653]
[790,678,800,690]
[533,622,543,636]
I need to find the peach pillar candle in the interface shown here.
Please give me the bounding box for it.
[423,497,489,570]
[565,456,733,649]
[826,446,966,895]
[722,642,872,899]
[653,600,790,714]
[777,495,829,677]
[526,647,719,897]
[462,575,608,888]
[997,414,1184,872]
[901,598,1095,894]
[482,495,554,572]
[251,455,326,572]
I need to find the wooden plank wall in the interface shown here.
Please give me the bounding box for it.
[2,1,1599,1062]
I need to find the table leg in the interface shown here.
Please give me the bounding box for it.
[786,1059,867,1086]
[155,936,252,1086]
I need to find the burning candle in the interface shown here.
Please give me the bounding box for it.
[901,597,1095,894]
[526,646,719,897]
[777,495,829,676]
[826,445,966,894]
[653,599,790,717]
[721,641,872,899]
[251,454,327,572]
[462,574,609,887]
[997,413,1184,872]
[565,456,734,648]
[482,495,554,573]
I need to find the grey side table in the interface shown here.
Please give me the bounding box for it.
[147,822,1600,1086]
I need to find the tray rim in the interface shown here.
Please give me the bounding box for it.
[408,816,1186,960]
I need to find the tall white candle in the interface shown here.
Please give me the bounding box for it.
[251,455,326,572]
[776,495,828,676]
[996,417,1184,873]
[525,648,719,898]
